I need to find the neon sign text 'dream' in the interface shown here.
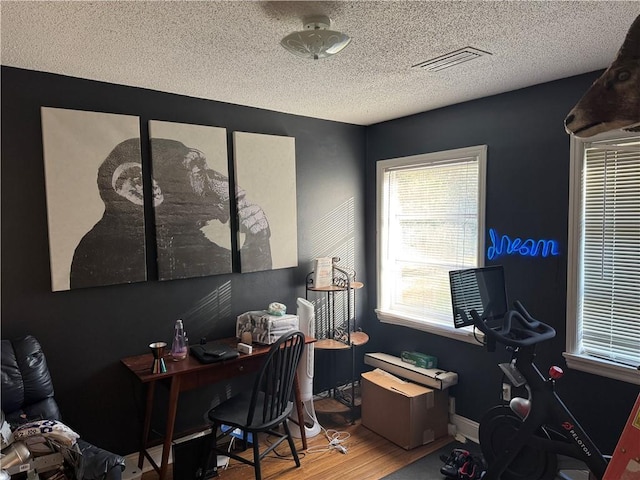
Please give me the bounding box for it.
[487,228,560,260]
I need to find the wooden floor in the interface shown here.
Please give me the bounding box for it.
[140,405,453,480]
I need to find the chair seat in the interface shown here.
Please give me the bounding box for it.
[209,391,294,432]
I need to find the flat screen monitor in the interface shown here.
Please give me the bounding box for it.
[449,265,508,328]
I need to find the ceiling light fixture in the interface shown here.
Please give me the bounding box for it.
[281,15,351,60]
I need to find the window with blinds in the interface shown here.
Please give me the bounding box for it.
[580,137,640,367]
[376,146,487,331]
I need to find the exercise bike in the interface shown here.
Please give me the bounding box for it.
[449,267,609,480]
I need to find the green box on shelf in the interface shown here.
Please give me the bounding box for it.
[401,351,438,369]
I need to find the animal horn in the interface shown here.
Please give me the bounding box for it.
[616,14,640,60]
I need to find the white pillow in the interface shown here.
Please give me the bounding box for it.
[13,419,79,447]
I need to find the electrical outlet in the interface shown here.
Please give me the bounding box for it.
[502,383,512,402]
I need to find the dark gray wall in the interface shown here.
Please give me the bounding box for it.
[2,65,636,458]
[363,72,639,453]
[1,66,367,454]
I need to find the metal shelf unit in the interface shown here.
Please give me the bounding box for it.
[306,262,368,422]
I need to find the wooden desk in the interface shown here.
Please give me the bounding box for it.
[121,337,313,480]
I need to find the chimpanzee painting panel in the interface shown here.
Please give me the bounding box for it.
[41,107,145,291]
[149,121,233,280]
[233,132,298,273]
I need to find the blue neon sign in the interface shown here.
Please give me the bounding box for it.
[487,228,560,260]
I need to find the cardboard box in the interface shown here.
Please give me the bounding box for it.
[401,351,438,369]
[361,369,449,450]
[236,311,299,345]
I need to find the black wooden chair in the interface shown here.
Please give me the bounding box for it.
[197,330,305,480]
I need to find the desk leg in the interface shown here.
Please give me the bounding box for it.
[139,381,156,469]
[293,374,307,450]
[160,375,182,480]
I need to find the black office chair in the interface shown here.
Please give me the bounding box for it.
[197,330,305,480]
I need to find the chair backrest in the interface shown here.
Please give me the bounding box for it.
[1,335,61,423]
[246,330,305,427]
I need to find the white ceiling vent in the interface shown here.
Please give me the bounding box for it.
[412,46,492,72]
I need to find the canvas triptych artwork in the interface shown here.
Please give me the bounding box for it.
[41,107,298,291]
[233,131,298,273]
[148,120,232,281]
[41,108,146,291]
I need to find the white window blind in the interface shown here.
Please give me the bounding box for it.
[377,146,486,331]
[581,139,640,367]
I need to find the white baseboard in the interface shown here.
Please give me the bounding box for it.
[121,460,143,480]
[450,413,479,444]
[124,446,163,476]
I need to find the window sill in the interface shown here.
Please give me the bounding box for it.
[563,352,640,385]
[376,309,484,346]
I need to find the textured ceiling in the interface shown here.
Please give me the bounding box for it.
[2,1,639,126]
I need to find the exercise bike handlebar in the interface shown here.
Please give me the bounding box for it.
[470,300,556,348]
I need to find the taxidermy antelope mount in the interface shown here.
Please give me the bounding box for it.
[565,14,640,138]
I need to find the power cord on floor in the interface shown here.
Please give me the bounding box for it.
[330,437,348,454]
[306,427,351,455]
